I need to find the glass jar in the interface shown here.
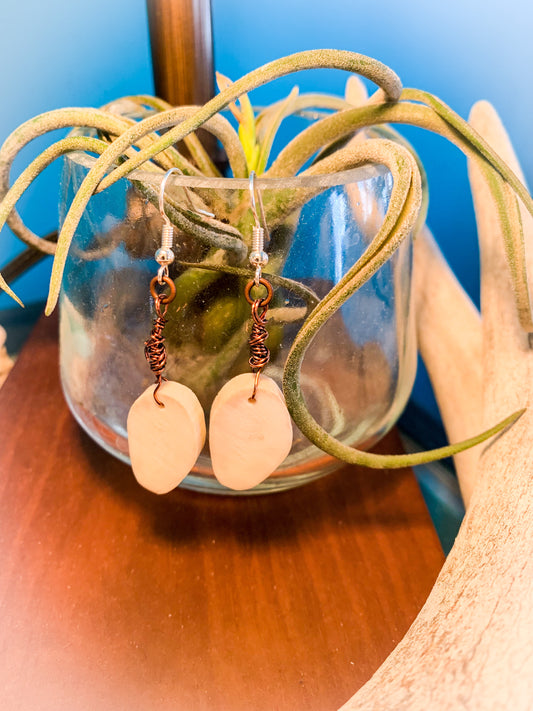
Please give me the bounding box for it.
[59,157,416,494]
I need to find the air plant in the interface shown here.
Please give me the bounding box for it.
[0,49,530,469]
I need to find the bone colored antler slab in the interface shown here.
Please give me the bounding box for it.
[209,373,293,490]
[127,381,206,494]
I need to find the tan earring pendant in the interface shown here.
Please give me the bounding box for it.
[127,160,211,496]
[127,276,206,494]
[209,372,292,490]
[128,380,206,494]
[127,168,212,494]
[209,277,293,490]
[209,173,293,491]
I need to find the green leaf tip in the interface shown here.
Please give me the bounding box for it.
[284,398,525,471]
[0,273,24,308]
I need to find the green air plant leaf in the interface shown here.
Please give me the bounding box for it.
[0,134,114,305]
[217,71,258,173]
[176,259,320,313]
[0,50,401,315]
[115,94,222,177]
[254,85,299,175]
[0,48,531,471]
[0,108,135,253]
[479,166,533,331]
[344,74,369,106]
[282,139,523,467]
[215,71,243,123]
[237,90,259,171]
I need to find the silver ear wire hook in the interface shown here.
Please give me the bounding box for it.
[157,168,215,283]
[159,167,215,225]
[249,171,270,241]
[248,171,269,285]
[249,170,261,228]
[156,169,177,284]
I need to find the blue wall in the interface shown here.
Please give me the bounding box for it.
[211,0,532,307]
[0,0,154,308]
[1,0,531,416]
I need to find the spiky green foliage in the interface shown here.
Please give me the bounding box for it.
[0,49,530,468]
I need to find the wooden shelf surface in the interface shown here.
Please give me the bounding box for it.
[0,314,444,711]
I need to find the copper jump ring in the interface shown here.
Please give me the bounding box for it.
[244,277,273,307]
[150,275,176,305]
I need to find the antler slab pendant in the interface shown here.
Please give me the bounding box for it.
[126,170,206,494]
[209,173,293,490]
[209,372,293,490]
[128,379,206,494]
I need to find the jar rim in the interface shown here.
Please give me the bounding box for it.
[66,151,389,190]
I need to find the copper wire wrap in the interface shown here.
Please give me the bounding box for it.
[145,276,176,407]
[244,278,273,401]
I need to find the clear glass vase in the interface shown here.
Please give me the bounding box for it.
[59,156,416,494]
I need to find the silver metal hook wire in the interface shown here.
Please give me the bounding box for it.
[248,171,270,242]
[159,167,215,224]
[156,169,178,284]
[249,171,260,228]
[156,167,215,284]
[248,171,270,285]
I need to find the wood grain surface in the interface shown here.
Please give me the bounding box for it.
[0,314,444,711]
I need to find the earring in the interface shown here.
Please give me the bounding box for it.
[209,172,293,490]
[127,168,206,494]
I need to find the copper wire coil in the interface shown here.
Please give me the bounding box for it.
[144,314,167,378]
[248,300,270,372]
[144,276,176,407]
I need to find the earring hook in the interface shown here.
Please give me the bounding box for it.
[159,167,215,224]
[248,171,270,242]
[248,172,270,285]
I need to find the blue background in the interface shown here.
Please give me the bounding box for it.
[0,0,531,416]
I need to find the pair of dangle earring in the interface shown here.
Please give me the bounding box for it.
[127,169,292,494]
